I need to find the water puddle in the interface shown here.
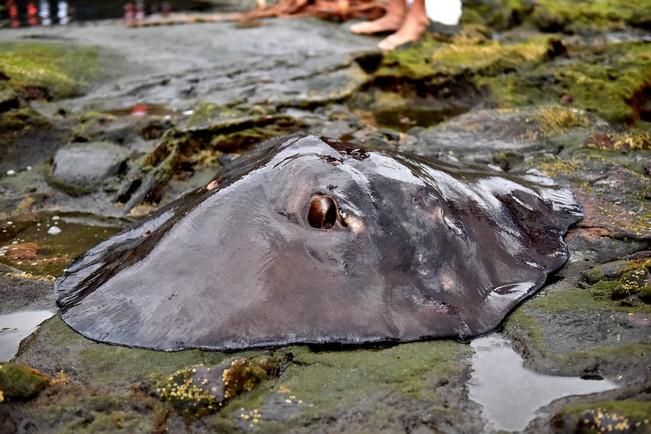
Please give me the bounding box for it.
[0,309,54,361]
[0,213,124,276]
[371,106,467,133]
[469,334,618,433]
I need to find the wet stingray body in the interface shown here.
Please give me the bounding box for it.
[55,134,583,351]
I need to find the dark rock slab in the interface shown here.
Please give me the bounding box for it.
[401,106,610,161]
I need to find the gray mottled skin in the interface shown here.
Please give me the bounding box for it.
[55,134,582,351]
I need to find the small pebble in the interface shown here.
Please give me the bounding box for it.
[6,170,16,176]
[182,110,194,116]
[48,226,62,235]
[52,216,60,221]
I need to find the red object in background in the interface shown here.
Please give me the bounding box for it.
[124,2,136,24]
[7,0,20,28]
[131,103,149,117]
[27,1,39,26]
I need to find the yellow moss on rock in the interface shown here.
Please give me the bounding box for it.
[378,35,552,81]
[430,37,551,73]
[479,42,651,124]
[537,158,582,177]
[555,400,651,433]
[156,366,220,417]
[585,130,651,152]
[155,356,285,418]
[531,0,651,33]
[0,41,100,99]
[0,363,49,401]
[535,106,591,136]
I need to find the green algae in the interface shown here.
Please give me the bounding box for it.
[508,264,651,315]
[288,342,466,401]
[209,341,469,431]
[185,102,267,129]
[530,0,651,33]
[31,389,168,434]
[503,309,548,354]
[370,27,651,127]
[503,259,651,371]
[505,306,651,375]
[23,316,222,386]
[376,34,553,82]
[463,0,651,33]
[145,109,299,169]
[0,106,49,132]
[131,109,301,202]
[429,37,552,74]
[14,314,469,432]
[0,363,49,401]
[478,42,651,124]
[0,41,100,100]
[461,0,532,30]
[61,410,152,434]
[560,342,651,367]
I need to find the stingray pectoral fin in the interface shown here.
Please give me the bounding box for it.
[55,209,177,308]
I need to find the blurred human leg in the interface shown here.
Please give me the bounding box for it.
[378,0,428,50]
[349,0,407,34]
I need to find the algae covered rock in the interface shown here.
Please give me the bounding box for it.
[0,363,49,402]
[552,400,651,433]
[401,105,606,160]
[153,355,288,418]
[582,259,651,306]
[0,41,100,100]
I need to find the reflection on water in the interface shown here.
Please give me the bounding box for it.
[469,334,618,433]
[0,310,54,361]
[0,213,124,277]
[1,0,212,28]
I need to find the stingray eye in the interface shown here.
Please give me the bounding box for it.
[308,195,337,229]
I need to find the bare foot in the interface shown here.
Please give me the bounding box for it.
[350,14,405,34]
[350,0,406,34]
[378,2,428,51]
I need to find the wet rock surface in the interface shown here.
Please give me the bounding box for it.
[49,142,130,195]
[0,2,650,433]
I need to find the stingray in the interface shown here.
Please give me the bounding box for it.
[55,134,582,351]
